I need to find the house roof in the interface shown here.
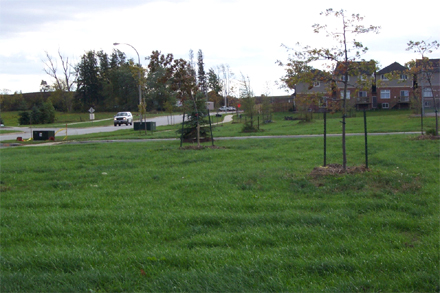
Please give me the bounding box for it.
[334,60,376,76]
[377,62,406,75]
[415,58,440,70]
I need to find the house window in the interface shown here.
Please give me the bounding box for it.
[400,90,409,97]
[382,103,389,109]
[358,91,368,98]
[341,75,350,82]
[381,74,388,81]
[400,74,408,80]
[381,90,391,99]
[341,90,351,99]
[423,88,433,98]
[424,101,432,107]
[313,81,320,87]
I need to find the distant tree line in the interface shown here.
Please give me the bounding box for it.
[1,48,241,128]
[1,49,238,114]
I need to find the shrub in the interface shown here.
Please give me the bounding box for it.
[17,101,56,125]
[18,111,30,125]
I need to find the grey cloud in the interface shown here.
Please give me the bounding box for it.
[0,0,182,38]
[0,54,44,75]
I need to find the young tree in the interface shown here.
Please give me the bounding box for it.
[138,98,147,134]
[240,74,257,132]
[261,82,273,122]
[405,40,439,135]
[164,100,174,125]
[279,8,380,170]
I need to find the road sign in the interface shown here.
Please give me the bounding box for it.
[89,107,95,113]
[237,104,241,108]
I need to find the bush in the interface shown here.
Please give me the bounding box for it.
[17,101,56,125]
[18,111,30,125]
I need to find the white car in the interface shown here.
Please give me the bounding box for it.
[227,106,236,111]
[219,106,228,112]
[114,112,133,126]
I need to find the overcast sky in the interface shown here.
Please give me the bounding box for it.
[0,0,438,96]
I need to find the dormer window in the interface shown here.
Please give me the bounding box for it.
[381,74,388,80]
[400,74,408,80]
[313,81,320,87]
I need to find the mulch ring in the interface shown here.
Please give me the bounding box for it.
[180,145,226,150]
[309,164,369,177]
[414,135,440,140]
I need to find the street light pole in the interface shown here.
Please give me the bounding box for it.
[113,42,142,122]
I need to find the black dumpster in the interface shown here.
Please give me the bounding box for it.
[134,122,156,131]
[33,130,55,141]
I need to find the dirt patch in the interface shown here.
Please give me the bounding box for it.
[180,145,226,150]
[413,135,440,140]
[309,164,369,177]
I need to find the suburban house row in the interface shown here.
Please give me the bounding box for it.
[268,59,439,113]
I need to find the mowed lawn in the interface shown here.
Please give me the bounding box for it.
[0,135,439,292]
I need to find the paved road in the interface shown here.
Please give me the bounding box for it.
[0,113,233,142]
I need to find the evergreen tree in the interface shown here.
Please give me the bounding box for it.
[18,111,30,125]
[40,100,56,124]
[197,49,207,97]
[76,51,102,110]
[30,105,42,124]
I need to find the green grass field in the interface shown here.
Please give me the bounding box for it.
[1,134,438,292]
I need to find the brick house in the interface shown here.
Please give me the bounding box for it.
[376,62,413,110]
[254,95,295,112]
[415,58,440,112]
[291,61,427,111]
[293,62,377,112]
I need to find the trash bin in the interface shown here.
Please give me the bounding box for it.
[134,122,156,131]
[146,122,156,131]
[33,130,55,141]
